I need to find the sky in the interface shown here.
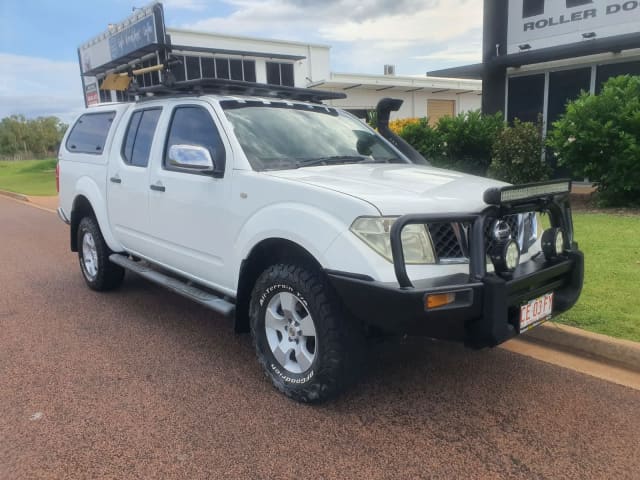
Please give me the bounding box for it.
[0,0,483,122]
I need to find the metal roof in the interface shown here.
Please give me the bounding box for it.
[308,72,482,94]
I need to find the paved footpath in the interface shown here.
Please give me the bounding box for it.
[1,196,639,479]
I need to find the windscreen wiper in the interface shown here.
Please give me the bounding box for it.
[296,155,369,167]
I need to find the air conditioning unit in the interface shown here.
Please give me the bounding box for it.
[384,64,396,76]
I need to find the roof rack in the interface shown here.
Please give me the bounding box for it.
[131,78,347,103]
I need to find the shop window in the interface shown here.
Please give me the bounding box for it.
[243,60,256,82]
[99,88,111,103]
[186,56,201,80]
[216,58,230,79]
[547,68,591,125]
[173,56,186,82]
[281,64,294,87]
[547,68,591,178]
[507,74,545,123]
[266,62,295,87]
[201,57,215,78]
[596,61,640,93]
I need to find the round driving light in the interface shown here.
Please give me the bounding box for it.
[490,239,520,273]
[542,228,565,260]
[505,240,520,271]
[555,229,564,255]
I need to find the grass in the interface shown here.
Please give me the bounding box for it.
[0,159,57,196]
[555,213,640,342]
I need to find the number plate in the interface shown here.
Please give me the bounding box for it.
[520,292,553,332]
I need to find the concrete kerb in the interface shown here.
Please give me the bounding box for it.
[0,189,29,202]
[522,322,640,373]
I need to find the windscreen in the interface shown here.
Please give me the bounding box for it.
[221,101,405,171]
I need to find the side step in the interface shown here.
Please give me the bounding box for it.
[109,254,235,317]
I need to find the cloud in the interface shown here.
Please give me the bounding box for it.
[0,53,85,122]
[181,0,483,74]
[413,33,482,65]
[161,0,209,11]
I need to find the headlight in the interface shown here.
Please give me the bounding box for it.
[349,217,436,264]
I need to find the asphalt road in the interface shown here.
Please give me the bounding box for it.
[1,196,639,479]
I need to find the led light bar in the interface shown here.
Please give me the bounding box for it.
[484,180,571,205]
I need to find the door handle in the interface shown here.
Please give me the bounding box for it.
[110,176,122,184]
[150,183,165,192]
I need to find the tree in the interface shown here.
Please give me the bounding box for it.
[547,75,640,206]
[0,115,68,158]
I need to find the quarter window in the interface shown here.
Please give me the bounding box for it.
[66,111,115,154]
[164,106,225,173]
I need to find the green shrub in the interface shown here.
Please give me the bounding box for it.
[436,110,504,176]
[397,118,444,161]
[395,111,504,174]
[489,118,550,184]
[547,75,640,206]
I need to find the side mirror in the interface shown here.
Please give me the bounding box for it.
[168,144,215,173]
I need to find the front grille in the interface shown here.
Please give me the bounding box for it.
[427,223,464,259]
[427,214,527,263]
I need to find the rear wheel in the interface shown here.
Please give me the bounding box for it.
[249,263,364,403]
[77,217,124,291]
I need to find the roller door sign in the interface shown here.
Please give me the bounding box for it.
[507,0,640,54]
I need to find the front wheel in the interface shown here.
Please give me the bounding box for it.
[77,217,125,291]
[249,264,364,403]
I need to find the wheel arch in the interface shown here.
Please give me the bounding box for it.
[234,237,323,333]
[70,195,95,251]
[69,176,122,253]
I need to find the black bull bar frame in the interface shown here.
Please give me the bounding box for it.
[381,180,584,347]
[389,180,578,288]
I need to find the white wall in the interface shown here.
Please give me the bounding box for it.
[167,28,330,88]
[323,88,481,119]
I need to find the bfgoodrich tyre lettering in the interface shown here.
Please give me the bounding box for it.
[249,263,364,403]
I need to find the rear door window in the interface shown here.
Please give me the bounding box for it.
[122,108,162,167]
[66,112,115,154]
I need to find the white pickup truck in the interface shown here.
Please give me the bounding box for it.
[57,80,583,402]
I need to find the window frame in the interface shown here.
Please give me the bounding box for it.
[266,61,295,87]
[65,111,116,155]
[162,104,227,177]
[120,106,163,168]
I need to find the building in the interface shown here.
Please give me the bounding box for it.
[78,2,480,121]
[430,0,640,127]
[309,72,481,123]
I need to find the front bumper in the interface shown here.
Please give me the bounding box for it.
[328,250,583,348]
[327,180,584,348]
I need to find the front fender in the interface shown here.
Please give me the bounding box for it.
[73,176,123,252]
[231,202,349,288]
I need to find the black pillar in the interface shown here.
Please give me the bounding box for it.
[481,0,508,115]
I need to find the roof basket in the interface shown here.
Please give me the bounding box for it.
[132,77,346,104]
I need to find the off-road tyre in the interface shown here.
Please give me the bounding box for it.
[77,216,125,291]
[249,263,365,403]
